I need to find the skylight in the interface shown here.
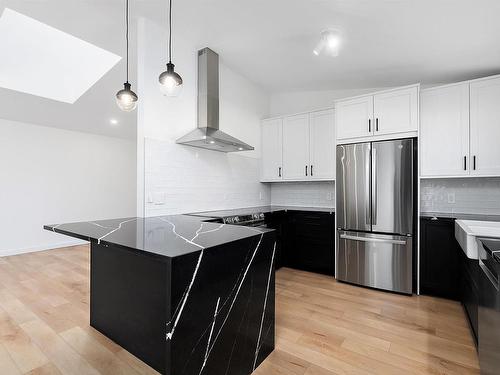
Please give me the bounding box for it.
[0,8,121,103]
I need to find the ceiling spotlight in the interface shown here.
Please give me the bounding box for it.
[110,118,118,125]
[313,29,341,57]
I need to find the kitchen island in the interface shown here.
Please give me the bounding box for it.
[44,215,276,375]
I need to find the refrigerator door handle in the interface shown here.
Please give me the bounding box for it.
[365,145,371,225]
[372,147,377,225]
[339,234,407,245]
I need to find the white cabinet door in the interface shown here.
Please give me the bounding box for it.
[470,77,500,176]
[309,109,335,180]
[336,96,373,140]
[261,118,283,181]
[420,84,470,177]
[373,86,418,135]
[282,114,310,180]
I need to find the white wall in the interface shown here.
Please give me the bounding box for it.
[271,182,335,208]
[421,177,500,215]
[0,119,136,256]
[269,88,389,117]
[137,18,271,216]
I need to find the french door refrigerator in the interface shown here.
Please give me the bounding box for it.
[336,139,414,294]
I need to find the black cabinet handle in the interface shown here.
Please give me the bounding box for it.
[278,167,281,177]
[305,165,308,176]
[473,155,476,170]
[311,165,313,176]
[464,156,467,170]
[368,119,371,132]
[376,118,379,131]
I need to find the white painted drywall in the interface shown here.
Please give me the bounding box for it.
[269,88,390,117]
[0,119,136,256]
[137,18,271,216]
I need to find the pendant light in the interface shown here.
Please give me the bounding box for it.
[116,0,138,112]
[158,0,183,96]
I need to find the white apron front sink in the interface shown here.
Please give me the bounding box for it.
[455,220,500,259]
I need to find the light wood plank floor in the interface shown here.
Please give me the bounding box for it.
[0,245,479,375]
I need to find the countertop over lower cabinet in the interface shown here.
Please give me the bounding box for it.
[44,214,276,375]
[189,205,335,218]
[420,211,500,222]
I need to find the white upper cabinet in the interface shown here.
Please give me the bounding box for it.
[309,109,335,180]
[336,85,419,143]
[261,118,283,181]
[420,83,470,177]
[373,86,418,135]
[470,77,500,176]
[261,108,335,182]
[282,114,310,180]
[335,96,373,140]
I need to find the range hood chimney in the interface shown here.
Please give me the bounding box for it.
[176,48,254,152]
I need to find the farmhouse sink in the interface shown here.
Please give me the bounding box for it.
[455,220,500,259]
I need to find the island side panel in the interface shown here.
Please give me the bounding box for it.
[90,242,170,374]
[168,231,276,375]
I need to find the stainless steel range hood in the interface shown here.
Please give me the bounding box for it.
[176,48,254,153]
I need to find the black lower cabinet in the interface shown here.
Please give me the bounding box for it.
[419,217,461,300]
[461,250,480,347]
[264,210,288,270]
[285,211,335,276]
[419,216,479,348]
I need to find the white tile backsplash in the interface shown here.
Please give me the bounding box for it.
[420,177,500,214]
[270,181,335,208]
[145,138,271,216]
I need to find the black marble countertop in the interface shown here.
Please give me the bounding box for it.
[189,205,335,218]
[420,211,500,222]
[479,238,500,264]
[44,214,272,259]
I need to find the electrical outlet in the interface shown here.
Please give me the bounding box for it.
[447,192,455,204]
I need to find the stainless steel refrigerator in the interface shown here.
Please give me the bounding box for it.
[336,139,414,294]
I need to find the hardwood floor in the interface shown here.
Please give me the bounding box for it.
[0,245,479,374]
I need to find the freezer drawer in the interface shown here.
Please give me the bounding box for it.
[336,231,412,294]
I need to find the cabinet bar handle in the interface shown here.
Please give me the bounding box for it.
[464,156,467,170]
[368,119,371,132]
[311,165,313,176]
[305,165,308,176]
[278,167,281,177]
[473,155,477,170]
[376,118,379,131]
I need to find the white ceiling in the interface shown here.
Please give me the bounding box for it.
[1,0,500,139]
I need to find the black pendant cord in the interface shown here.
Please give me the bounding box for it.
[168,0,172,63]
[126,0,130,83]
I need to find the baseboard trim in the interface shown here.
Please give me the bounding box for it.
[0,239,88,257]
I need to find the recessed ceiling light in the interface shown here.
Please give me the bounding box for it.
[313,29,342,57]
[110,118,119,125]
[209,140,215,144]
[0,8,121,103]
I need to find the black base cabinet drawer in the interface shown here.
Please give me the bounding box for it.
[286,212,335,276]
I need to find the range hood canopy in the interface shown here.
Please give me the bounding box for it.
[176,48,254,153]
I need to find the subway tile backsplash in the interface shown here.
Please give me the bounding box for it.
[270,181,335,208]
[145,138,271,216]
[420,177,500,215]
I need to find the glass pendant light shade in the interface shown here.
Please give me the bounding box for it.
[116,82,138,112]
[159,0,183,97]
[116,0,138,111]
[159,62,183,96]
